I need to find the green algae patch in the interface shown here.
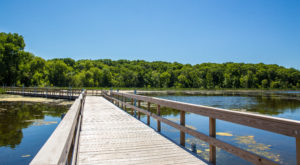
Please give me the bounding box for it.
[185,137,220,161]
[185,134,281,163]
[234,135,281,163]
[216,132,233,136]
[21,155,30,158]
[0,94,73,106]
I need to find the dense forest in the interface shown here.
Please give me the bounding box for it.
[1,32,300,89]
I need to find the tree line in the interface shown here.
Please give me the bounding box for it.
[1,32,300,89]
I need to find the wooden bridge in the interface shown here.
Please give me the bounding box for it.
[2,87,101,100]
[3,88,300,165]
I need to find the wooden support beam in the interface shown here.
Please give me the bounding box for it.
[117,95,119,107]
[209,117,216,165]
[180,111,185,147]
[297,137,300,165]
[138,100,141,120]
[124,97,127,112]
[131,98,134,115]
[157,104,161,132]
[122,96,124,109]
[147,102,150,125]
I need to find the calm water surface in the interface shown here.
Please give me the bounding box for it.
[138,92,300,165]
[0,100,69,165]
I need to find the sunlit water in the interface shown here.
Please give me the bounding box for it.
[136,92,300,165]
[1,92,299,165]
[0,101,69,165]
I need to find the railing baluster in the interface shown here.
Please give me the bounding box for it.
[209,117,216,164]
[122,95,125,110]
[147,102,150,125]
[180,111,185,147]
[131,98,134,115]
[138,100,141,120]
[117,94,120,107]
[157,104,161,132]
[124,97,127,112]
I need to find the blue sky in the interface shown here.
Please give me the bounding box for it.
[1,0,299,69]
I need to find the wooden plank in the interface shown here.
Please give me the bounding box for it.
[111,92,300,138]
[209,118,216,164]
[77,96,206,165]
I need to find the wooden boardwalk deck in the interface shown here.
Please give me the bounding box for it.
[77,96,206,165]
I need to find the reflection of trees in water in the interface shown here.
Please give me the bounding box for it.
[0,102,69,148]
[144,92,300,116]
[247,95,300,115]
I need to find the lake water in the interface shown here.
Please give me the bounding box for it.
[0,100,70,165]
[137,91,300,165]
[1,91,299,165]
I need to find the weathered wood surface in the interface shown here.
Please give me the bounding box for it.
[77,96,206,165]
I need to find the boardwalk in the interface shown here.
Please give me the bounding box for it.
[77,96,206,165]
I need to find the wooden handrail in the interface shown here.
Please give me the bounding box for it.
[30,90,86,165]
[2,87,102,98]
[105,91,300,165]
[110,91,300,138]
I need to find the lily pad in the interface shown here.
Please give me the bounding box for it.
[21,155,30,158]
[216,132,233,136]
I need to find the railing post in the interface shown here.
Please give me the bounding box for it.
[138,100,141,120]
[46,87,48,98]
[209,117,216,164]
[131,98,134,115]
[117,89,119,107]
[191,143,197,153]
[22,85,24,96]
[297,137,300,165]
[180,111,185,147]
[110,88,112,102]
[157,104,161,132]
[124,96,127,112]
[69,87,71,100]
[147,102,150,125]
[122,94,124,109]
[134,89,137,117]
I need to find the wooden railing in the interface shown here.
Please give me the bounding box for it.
[2,87,82,99]
[30,90,86,165]
[2,87,103,98]
[104,91,300,165]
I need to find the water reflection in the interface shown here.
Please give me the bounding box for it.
[143,91,300,116]
[0,102,68,148]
